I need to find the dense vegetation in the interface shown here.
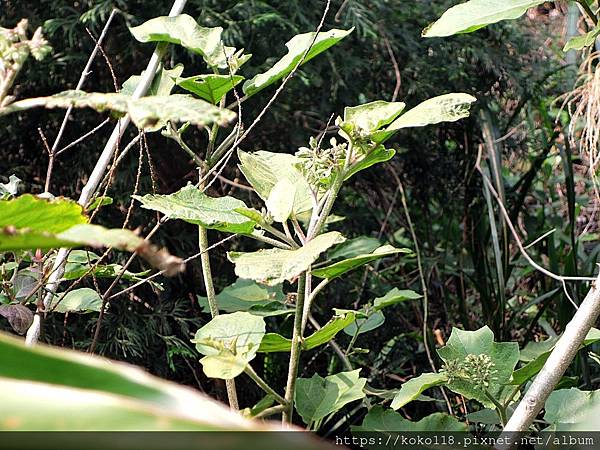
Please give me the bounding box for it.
[1,0,600,445]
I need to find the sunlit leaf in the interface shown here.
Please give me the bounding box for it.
[344,146,395,180]
[564,25,600,52]
[343,311,385,336]
[122,65,184,97]
[193,311,265,365]
[373,288,422,310]
[228,232,345,286]
[422,0,546,38]
[327,236,381,260]
[243,28,353,96]
[134,184,256,234]
[238,150,314,215]
[265,179,296,223]
[312,245,409,279]
[1,91,236,130]
[129,14,225,67]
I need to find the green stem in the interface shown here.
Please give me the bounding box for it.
[282,274,306,424]
[245,365,288,406]
[254,405,285,420]
[485,389,507,426]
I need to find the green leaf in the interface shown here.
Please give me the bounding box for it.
[87,196,113,211]
[343,310,385,336]
[238,150,314,215]
[373,288,422,311]
[200,350,248,380]
[177,74,243,104]
[1,91,236,130]
[228,231,345,286]
[259,312,356,352]
[129,15,225,67]
[376,93,477,143]
[390,372,448,410]
[133,184,256,234]
[122,65,184,97]
[243,28,353,96]
[564,25,600,52]
[295,370,366,426]
[341,101,406,135]
[437,326,520,408]
[197,278,290,316]
[344,146,395,180]
[265,179,296,223]
[327,236,381,260]
[0,194,86,234]
[511,328,600,385]
[48,288,102,313]
[422,0,547,38]
[545,388,600,431]
[193,311,265,364]
[312,245,409,279]
[0,332,340,438]
[352,407,466,449]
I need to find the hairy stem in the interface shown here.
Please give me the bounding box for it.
[244,366,288,406]
[282,274,306,424]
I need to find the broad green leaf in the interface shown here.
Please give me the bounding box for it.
[342,101,406,134]
[87,196,113,211]
[129,15,225,67]
[564,25,600,52]
[200,349,248,380]
[198,278,290,316]
[238,150,314,215]
[545,388,600,431]
[133,184,256,234]
[390,372,448,410]
[422,0,546,38]
[0,332,337,438]
[512,328,600,385]
[373,288,422,310]
[0,91,236,130]
[437,326,519,408]
[259,312,356,352]
[344,146,395,180]
[352,407,466,449]
[0,304,33,334]
[122,65,184,97]
[378,93,477,142]
[228,231,345,286]
[0,194,86,234]
[327,236,381,260]
[243,28,353,96]
[177,74,243,104]
[312,245,409,279]
[193,312,265,363]
[48,288,102,313]
[343,310,385,336]
[265,179,296,223]
[295,370,366,426]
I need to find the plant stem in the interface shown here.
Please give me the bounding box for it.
[198,171,239,410]
[25,0,189,346]
[282,274,306,424]
[245,366,288,406]
[485,389,507,426]
[254,405,285,420]
[500,273,600,438]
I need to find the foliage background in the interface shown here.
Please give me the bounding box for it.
[3,0,597,430]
